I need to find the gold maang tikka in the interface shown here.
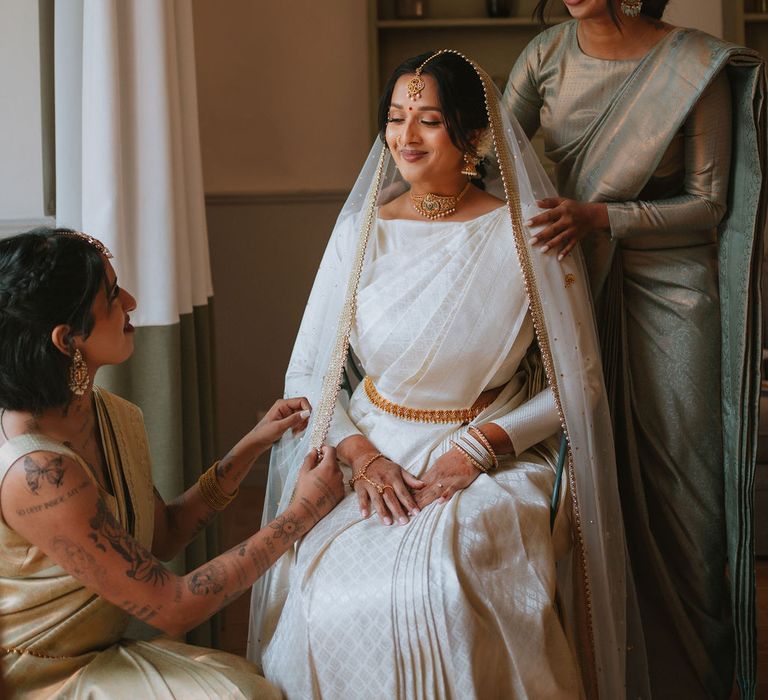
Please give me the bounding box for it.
[407,50,449,100]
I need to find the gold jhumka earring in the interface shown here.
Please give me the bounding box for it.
[461,153,481,178]
[68,349,90,396]
[620,0,642,17]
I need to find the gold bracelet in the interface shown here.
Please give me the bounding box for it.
[198,461,238,511]
[468,425,499,471]
[450,440,488,474]
[348,452,385,491]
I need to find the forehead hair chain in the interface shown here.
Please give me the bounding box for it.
[56,230,113,258]
[406,49,474,101]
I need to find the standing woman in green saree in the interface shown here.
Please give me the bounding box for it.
[503,1,766,697]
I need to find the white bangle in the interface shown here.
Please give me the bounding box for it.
[457,429,495,472]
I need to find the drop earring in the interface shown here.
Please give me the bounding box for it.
[461,153,481,178]
[68,348,89,396]
[620,0,642,17]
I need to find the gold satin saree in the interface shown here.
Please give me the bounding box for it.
[0,388,277,699]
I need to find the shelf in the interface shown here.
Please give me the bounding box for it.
[377,17,566,29]
[745,13,768,22]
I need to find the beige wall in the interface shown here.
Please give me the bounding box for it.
[192,0,370,195]
[191,0,371,452]
[666,0,723,37]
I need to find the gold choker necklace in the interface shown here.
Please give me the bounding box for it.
[410,181,471,220]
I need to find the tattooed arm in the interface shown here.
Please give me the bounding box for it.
[151,396,311,561]
[1,445,343,637]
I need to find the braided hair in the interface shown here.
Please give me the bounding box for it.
[0,228,108,412]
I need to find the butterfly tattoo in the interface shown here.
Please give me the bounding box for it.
[24,455,66,494]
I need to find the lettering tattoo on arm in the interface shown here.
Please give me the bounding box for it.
[248,544,272,575]
[122,601,160,623]
[312,475,334,511]
[189,511,216,540]
[23,454,66,494]
[187,561,227,595]
[89,498,170,586]
[299,496,320,524]
[16,478,91,517]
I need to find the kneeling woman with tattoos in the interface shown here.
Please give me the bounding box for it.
[0,228,344,698]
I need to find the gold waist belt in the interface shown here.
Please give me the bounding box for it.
[362,376,495,424]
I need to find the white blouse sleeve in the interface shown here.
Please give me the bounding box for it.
[487,387,561,456]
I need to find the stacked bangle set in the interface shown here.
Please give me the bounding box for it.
[451,425,499,473]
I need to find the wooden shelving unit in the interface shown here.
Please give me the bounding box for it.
[724,4,768,55]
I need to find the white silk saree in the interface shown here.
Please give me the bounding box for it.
[249,55,640,699]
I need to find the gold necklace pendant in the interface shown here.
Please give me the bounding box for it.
[410,181,471,220]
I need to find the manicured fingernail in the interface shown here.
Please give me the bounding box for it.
[383,517,392,526]
[525,219,534,226]
[411,507,420,515]
[361,509,369,518]
[540,245,549,253]
[557,253,565,261]
[437,497,446,503]
[299,409,311,419]
[399,516,408,525]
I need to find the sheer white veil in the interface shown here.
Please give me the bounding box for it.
[249,51,647,699]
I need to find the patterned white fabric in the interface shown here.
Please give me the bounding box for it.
[250,65,636,700]
[258,211,580,698]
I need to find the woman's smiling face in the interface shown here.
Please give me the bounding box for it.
[385,74,465,189]
[76,258,137,369]
[561,0,615,20]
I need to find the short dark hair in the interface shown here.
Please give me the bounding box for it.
[377,51,489,180]
[533,0,670,26]
[0,228,108,413]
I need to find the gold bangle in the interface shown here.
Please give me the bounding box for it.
[468,425,499,471]
[450,440,488,474]
[198,461,238,511]
[348,452,385,491]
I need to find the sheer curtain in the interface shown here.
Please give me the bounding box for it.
[54,0,218,646]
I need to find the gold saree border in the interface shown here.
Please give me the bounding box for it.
[309,149,387,452]
[475,64,598,696]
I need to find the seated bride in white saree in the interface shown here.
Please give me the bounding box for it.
[249,50,644,699]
